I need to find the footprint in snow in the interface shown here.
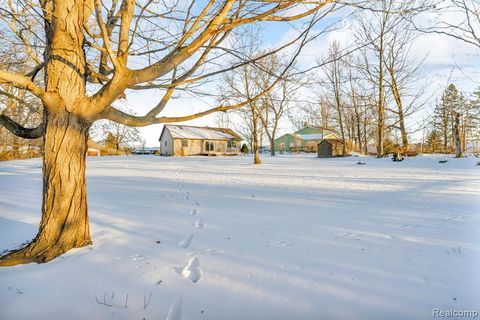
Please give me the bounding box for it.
[166,299,183,320]
[131,254,148,261]
[275,240,295,247]
[194,220,204,229]
[178,234,194,249]
[258,228,268,236]
[189,208,199,216]
[194,201,200,206]
[180,257,202,283]
[186,248,221,256]
[279,263,304,272]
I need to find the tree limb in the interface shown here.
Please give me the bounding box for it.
[0,114,44,139]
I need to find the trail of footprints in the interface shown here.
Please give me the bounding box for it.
[175,171,205,285]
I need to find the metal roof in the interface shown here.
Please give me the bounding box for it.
[162,125,238,140]
[298,134,324,140]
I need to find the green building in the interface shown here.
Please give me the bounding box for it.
[274,126,338,153]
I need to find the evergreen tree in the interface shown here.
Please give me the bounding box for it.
[241,143,248,155]
[433,84,462,152]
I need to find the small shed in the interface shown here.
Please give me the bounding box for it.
[317,139,344,158]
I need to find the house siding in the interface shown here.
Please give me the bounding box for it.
[274,134,297,152]
[172,138,239,156]
[159,125,241,156]
[160,128,174,156]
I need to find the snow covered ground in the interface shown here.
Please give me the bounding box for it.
[0,154,479,320]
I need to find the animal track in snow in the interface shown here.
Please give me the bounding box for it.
[186,248,221,256]
[194,220,204,229]
[189,208,199,216]
[180,257,202,283]
[166,299,183,320]
[178,233,194,249]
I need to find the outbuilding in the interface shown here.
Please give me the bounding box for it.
[159,125,241,156]
[317,138,345,158]
[87,148,100,156]
[274,126,339,153]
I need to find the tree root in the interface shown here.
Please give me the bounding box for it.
[0,238,92,267]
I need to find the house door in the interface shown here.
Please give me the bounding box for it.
[319,142,332,158]
[204,141,214,153]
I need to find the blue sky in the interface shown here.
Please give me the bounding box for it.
[121,7,480,146]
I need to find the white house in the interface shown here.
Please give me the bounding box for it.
[159,125,241,156]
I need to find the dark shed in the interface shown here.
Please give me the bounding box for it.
[317,139,344,158]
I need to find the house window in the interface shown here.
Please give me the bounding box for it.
[205,141,214,152]
[227,140,236,148]
[182,140,188,147]
[165,140,167,146]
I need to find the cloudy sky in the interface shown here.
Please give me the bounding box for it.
[121,4,480,147]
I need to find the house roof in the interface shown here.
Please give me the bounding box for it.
[318,138,344,145]
[294,126,336,134]
[159,125,241,141]
[324,133,340,139]
[206,127,242,140]
[298,134,324,140]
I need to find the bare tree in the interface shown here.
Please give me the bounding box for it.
[354,1,395,157]
[414,0,480,48]
[0,29,43,157]
[91,118,142,154]
[384,27,428,153]
[0,0,335,266]
[220,50,266,164]
[256,55,298,156]
[354,0,426,156]
[322,40,347,155]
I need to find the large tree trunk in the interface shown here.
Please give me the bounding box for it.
[0,0,92,266]
[0,112,91,266]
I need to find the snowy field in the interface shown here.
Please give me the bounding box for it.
[0,154,479,320]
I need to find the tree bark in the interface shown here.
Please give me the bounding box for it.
[270,136,276,156]
[454,112,462,158]
[390,74,408,152]
[252,123,262,164]
[0,112,91,266]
